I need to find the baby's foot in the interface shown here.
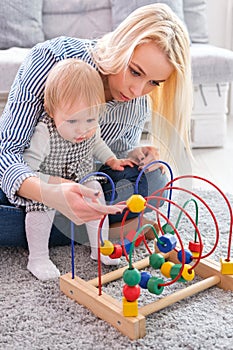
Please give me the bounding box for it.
[27,258,60,281]
[90,253,120,266]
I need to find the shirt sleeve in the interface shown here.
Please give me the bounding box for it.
[0,42,59,205]
[23,122,50,184]
[93,126,116,163]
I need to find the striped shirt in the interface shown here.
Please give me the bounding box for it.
[0,36,150,206]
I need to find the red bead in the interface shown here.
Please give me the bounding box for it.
[123,284,140,302]
[188,241,203,253]
[109,244,122,259]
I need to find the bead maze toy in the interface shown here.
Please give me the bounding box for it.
[60,161,233,340]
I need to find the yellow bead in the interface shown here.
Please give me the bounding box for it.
[122,297,138,317]
[100,240,114,256]
[220,258,233,275]
[181,264,195,281]
[191,251,200,258]
[126,194,146,213]
[160,261,174,278]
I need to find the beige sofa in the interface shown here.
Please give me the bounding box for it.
[1,0,233,147]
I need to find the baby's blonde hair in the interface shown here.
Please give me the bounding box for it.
[44,58,105,117]
[92,3,193,152]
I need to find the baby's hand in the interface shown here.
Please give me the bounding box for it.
[105,157,135,171]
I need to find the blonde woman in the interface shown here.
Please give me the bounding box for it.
[0,4,192,247]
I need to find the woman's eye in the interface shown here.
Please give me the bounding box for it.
[150,80,160,87]
[130,68,140,77]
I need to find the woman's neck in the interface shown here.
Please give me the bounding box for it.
[101,74,112,101]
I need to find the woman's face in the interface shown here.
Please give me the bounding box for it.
[107,41,174,102]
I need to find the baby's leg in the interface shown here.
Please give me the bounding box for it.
[26,210,60,280]
[85,180,120,266]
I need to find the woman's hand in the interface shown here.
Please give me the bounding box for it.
[42,182,126,225]
[128,146,165,173]
[19,177,126,225]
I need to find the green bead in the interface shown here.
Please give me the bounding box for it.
[147,277,164,295]
[149,253,165,269]
[123,268,141,286]
[162,223,174,235]
[170,264,186,282]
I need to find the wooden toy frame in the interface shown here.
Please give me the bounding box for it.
[60,165,233,339]
[60,252,233,340]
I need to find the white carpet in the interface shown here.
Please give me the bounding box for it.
[0,189,233,350]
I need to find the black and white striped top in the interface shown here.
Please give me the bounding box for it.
[0,36,151,206]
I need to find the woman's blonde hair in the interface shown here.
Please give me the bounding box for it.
[44,58,105,117]
[92,3,193,152]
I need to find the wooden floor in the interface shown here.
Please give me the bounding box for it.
[191,116,233,194]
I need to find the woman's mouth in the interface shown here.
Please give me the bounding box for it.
[120,92,131,101]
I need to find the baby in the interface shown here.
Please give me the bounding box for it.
[23,58,134,281]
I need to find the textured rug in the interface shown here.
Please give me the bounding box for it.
[0,189,233,350]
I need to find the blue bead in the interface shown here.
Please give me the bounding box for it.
[177,249,193,264]
[157,233,177,253]
[139,271,152,289]
[121,238,131,255]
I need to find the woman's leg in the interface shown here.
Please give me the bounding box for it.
[0,188,80,247]
[98,164,168,224]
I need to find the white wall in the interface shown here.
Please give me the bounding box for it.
[206,0,231,48]
[206,0,233,115]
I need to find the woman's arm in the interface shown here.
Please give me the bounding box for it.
[18,177,126,224]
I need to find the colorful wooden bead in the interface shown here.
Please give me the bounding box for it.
[181,264,195,281]
[139,271,152,289]
[123,284,140,302]
[170,264,186,282]
[149,253,165,269]
[188,241,203,253]
[220,258,233,275]
[157,233,177,253]
[177,249,193,264]
[123,268,141,286]
[121,238,132,255]
[160,261,174,278]
[100,240,114,256]
[170,264,195,282]
[109,244,122,259]
[162,223,174,235]
[122,297,138,317]
[126,194,146,213]
[147,276,164,295]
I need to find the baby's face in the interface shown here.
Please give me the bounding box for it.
[52,101,98,143]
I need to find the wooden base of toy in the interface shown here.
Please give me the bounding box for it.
[60,255,233,340]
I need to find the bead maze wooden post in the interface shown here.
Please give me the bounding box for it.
[60,165,233,340]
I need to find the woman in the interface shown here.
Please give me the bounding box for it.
[0,3,192,246]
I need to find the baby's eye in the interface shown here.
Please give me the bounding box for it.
[67,119,77,124]
[86,118,97,124]
[150,80,160,87]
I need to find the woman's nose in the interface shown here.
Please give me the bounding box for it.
[129,82,145,98]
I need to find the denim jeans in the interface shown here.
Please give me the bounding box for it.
[0,165,168,247]
[98,164,168,224]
